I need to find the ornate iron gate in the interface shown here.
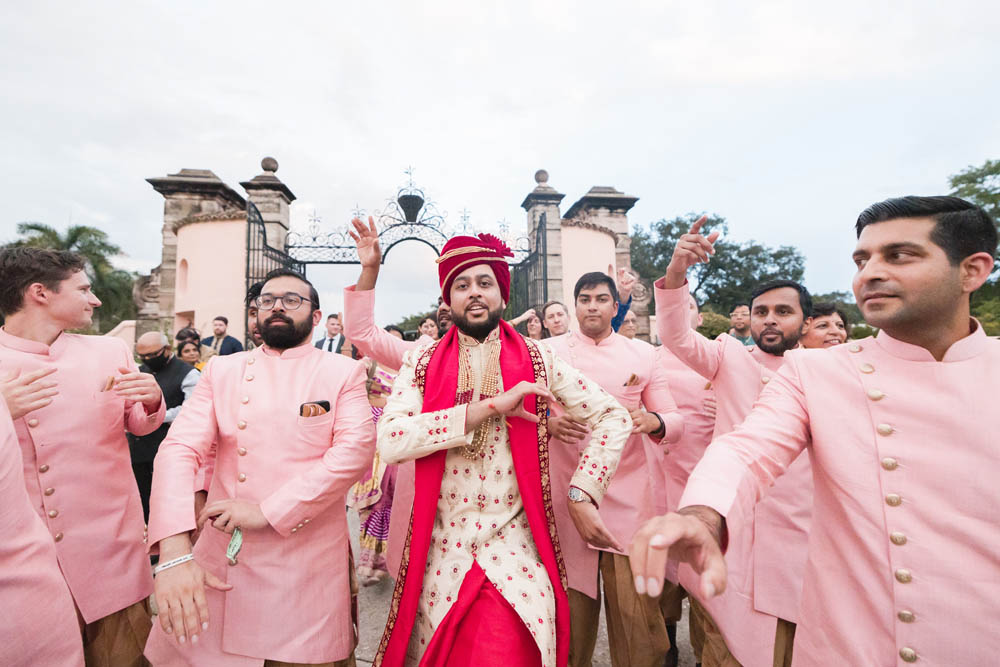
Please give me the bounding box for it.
[505,212,548,320]
[245,201,306,345]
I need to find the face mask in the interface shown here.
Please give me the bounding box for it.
[143,351,170,372]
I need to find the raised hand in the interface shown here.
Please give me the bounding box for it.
[568,494,624,552]
[664,216,721,288]
[628,506,727,599]
[609,264,638,303]
[114,367,162,411]
[0,367,58,420]
[348,216,382,269]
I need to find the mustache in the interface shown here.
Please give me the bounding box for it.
[760,327,783,337]
[264,313,293,326]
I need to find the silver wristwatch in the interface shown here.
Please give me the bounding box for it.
[568,486,593,504]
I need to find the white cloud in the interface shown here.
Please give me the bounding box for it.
[2,0,999,322]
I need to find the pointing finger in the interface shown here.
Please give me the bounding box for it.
[688,215,708,235]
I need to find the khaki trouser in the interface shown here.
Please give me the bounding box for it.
[773,618,796,667]
[80,599,153,667]
[568,552,683,667]
[264,657,356,667]
[688,599,796,667]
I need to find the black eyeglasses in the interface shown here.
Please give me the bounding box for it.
[255,292,315,311]
[137,346,169,360]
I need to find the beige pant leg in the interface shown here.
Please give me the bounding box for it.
[688,598,742,667]
[599,552,671,667]
[265,656,356,667]
[772,618,796,667]
[568,587,602,667]
[81,599,153,667]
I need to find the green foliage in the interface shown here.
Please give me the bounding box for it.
[949,159,1000,224]
[696,310,731,339]
[5,222,138,333]
[631,213,806,313]
[392,304,437,336]
[849,323,878,339]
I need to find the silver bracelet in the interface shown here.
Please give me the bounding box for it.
[153,553,195,575]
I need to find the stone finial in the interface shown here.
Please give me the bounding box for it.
[261,157,278,173]
[534,169,549,185]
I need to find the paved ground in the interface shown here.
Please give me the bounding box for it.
[349,511,697,666]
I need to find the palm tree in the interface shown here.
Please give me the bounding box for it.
[7,223,138,332]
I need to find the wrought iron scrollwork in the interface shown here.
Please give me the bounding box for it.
[285,171,531,264]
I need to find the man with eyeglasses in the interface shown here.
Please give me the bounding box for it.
[129,332,201,522]
[145,267,375,666]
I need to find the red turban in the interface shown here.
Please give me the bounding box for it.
[436,233,514,305]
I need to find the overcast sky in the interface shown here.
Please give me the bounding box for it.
[2,1,998,326]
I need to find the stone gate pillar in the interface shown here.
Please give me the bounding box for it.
[520,170,565,308]
[142,169,246,335]
[240,157,296,250]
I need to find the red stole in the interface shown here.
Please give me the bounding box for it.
[377,321,569,666]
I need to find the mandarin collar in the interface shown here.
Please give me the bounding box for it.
[874,319,987,362]
[568,330,618,348]
[258,342,316,359]
[0,327,65,356]
[458,327,500,348]
[749,344,789,372]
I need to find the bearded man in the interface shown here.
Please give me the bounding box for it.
[145,268,375,666]
[652,216,813,667]
[633,195,1000,666]
[374,235,632,667]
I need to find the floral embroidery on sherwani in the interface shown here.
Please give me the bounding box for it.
[377,330,631,667]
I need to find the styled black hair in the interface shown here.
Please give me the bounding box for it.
[573,271,620,304]
[856,196,997,265]
[245,281,265,308]
[384,324,404,336]
[213,315,229,325]
[750,279,812,316]
[731,302,749,311]
[811,302,850,329]
[261,268,320,311]
[327,313,340,321]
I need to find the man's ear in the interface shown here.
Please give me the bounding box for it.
[960,252,995,294]
[24,282,49,307]
[312,309,323,328]
[801,316,813,335]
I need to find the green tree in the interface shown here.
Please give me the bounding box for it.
[392,303,438,337]
[5,222,138,333]
[949,159,1000,224]
[631,213,806,313]
[696,310,731,339]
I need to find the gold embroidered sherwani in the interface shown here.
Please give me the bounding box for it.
[378,330,632,666]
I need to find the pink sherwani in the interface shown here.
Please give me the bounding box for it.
[144,344,376,666]
[655,346,716,515]
[654,279,811,667]
[546,331,683,597]
[0,397,84,667]
[654,346,717,585]
[680,324,1000,666]
[343,283,434,577]
[0,329,164,623]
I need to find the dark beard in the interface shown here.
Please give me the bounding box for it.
[754,329,802,355]
[452,305,504,341]
[259,312,313,349]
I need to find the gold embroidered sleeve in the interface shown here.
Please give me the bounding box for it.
[541,343,632,504]
[376,347,474,464]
